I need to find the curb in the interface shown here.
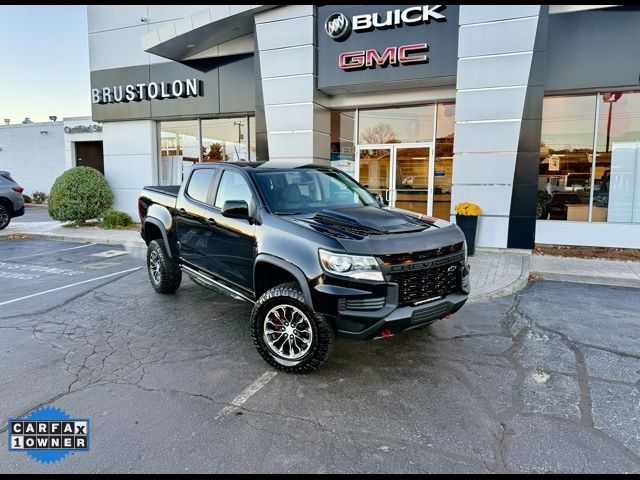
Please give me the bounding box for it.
[468,255,531,303]
[528,270,640,289]
[0,231,146,252]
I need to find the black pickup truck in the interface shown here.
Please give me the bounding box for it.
[138,162,470,373]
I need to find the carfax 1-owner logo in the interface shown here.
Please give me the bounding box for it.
[8,407,90,463]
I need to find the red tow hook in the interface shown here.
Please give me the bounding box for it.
[380,328,393,339]
[444,314,451,320]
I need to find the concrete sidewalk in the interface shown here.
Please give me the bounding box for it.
[530,254,640,288]
[1,220,145,250]
[467,249,530,302]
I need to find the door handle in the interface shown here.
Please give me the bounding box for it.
[205,218,217,226]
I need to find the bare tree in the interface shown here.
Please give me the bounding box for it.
[360,123,400,144]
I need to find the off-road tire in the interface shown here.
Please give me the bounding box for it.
[250,282,334,373]
[147,239,182,294]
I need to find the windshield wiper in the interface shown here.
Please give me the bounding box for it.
[274,211,305,215]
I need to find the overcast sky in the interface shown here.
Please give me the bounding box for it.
[0,5,90,124]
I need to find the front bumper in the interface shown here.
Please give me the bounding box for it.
[311,256,470,340]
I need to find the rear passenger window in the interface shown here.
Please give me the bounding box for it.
[186,169,216,204]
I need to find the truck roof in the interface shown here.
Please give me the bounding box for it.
[193,161,328,170]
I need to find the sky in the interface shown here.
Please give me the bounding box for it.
[0,5,90,124]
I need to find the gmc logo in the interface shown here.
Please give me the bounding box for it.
[339,43,428,70]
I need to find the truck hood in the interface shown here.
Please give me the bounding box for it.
[282,206,464,255]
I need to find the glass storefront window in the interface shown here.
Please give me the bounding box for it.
[358,105,434,144]
[539,92,640,224]
[201,118,248,163]
[434,103,455,220]
[158,117,255,185]
[330,110,356,177]
[159,120,200,186]
[538,95,597,221]
[593,91,640,223]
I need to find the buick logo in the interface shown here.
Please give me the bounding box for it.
[325,12,351,41]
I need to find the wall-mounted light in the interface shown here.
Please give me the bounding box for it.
[40,131,48,135]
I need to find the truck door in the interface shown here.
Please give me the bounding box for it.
[207,169,257,290]
[174,167,220,271]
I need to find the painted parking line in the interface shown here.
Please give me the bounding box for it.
[0,266,142,307]
[4,243,97,261]
[214,371,278,419]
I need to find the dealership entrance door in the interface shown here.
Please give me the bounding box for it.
[356,143,435,216]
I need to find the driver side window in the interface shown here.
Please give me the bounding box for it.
[214,170,253,208]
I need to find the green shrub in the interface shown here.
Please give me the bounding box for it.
[48,167,113,225]
[22,194,33,204]
[101,209,133,229]
[32,191,47,204]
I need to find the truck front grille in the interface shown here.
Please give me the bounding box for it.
[379,242,463,265]
[390,264,459,307]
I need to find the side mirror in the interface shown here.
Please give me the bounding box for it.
[222,200,249,219]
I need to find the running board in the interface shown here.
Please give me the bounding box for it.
[181,265,255,304]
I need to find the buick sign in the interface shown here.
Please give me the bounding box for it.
[325,12,351,41]
[325,5,446,41]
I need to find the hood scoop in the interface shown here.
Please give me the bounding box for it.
[308,207,429,237]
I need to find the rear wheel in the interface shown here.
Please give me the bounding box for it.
[0,205,10,230]
[250,283,334,373]
[147,240,181,294]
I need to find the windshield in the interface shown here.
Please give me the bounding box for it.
[253,169,378,214]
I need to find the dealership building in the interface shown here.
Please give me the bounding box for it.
[87,4,640,248]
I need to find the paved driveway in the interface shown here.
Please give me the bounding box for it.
[0,239,639,473]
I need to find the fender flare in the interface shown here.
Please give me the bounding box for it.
[254,254,314,308]
[143,217,175,259]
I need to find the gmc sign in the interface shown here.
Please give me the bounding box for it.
[338,43,428,70]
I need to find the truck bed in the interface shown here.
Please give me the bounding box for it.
[144,185,180,197]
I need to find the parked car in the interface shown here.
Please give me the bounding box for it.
[0,171,25,230]
[563,173,591,192]
[138,162,470,373]
[545,192,583,220]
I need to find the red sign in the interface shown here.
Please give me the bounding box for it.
[338,43,429,71]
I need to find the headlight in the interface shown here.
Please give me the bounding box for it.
[463,238,468,262]
[318,249,384,281]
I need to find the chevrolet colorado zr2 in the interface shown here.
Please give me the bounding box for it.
[138,162,470,373]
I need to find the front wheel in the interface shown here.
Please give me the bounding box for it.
[0,205,10,230]
[147,239,182,294]
[250,283,334,373]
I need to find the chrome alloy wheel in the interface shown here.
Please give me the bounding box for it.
[0,209,8,229]
[149,250,161,284]
[263,304,313,360]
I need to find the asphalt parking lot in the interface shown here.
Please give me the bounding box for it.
[1,238,639,473]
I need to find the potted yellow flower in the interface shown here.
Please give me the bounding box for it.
[454,202,481,256]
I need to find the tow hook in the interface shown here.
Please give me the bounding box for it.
[374,328,394,340]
